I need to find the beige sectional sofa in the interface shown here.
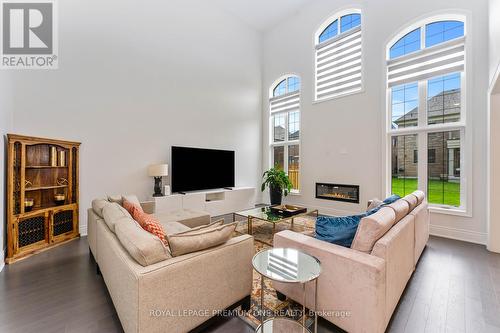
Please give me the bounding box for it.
[87,198,254,333]
[273,191,429,333]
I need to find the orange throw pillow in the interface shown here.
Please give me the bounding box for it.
[123,199,143,216]
[133,210,168,246]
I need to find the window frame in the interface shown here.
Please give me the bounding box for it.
[385,15,471,216]
[313,8,364,103]
[269,75,302,194]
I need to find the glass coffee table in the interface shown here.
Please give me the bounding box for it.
[252,248,321,333]
[234,206,319,235]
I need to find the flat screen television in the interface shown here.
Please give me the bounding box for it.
[171,146,235,193]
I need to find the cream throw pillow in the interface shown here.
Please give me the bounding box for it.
[367,198,383,211]
[185,219,225,233]
[115,219,172,266]
[167,222,237,257]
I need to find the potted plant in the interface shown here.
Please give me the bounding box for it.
[261,166,293,205]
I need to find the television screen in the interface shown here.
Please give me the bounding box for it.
[171,146,235,193]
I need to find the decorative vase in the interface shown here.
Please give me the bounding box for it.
[54,194,66,206]
[50,146,57,166]
[24,198,34,212]
[269,184,283,206]
[58,150,66,167]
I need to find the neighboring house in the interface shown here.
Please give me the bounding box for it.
[392,89,461,181]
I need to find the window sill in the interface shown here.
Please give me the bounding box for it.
[428,206,471,217]
[288,190,301,196]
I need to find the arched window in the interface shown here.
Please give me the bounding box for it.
[389,28,421,59]
[425,20,464,47]
[386,17,467,211]
[269,75,301,191]
[389,20,464,59]
[314,10,363,102]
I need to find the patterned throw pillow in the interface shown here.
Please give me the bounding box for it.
[123,199,143,216]
[133,210,168,246]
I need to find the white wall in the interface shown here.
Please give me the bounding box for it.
[490,0,500,83]
[9,0,262,235]
[0,73,14,270]
[262,0,490,243]
[488,0,500,251]
[489,89,500,252]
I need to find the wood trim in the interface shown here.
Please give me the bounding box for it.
[20,143,25,215]
[7,134,81,146]
[7,142,14,259]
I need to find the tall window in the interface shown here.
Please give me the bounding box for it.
[387,18,466,210]
[314,10,362,102]
[270,76,301,192]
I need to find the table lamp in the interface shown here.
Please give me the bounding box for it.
[148,164,168,197]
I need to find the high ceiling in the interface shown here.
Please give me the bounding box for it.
[212,0,312,31]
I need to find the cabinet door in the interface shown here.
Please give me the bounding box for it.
[182,193,206,211]
[50,205,78,243]
[15,211,49,255]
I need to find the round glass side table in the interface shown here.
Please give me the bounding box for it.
[252,248,321,333]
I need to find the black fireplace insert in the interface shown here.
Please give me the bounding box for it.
[315,183,360,203]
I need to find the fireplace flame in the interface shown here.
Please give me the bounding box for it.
[322,193,351,199]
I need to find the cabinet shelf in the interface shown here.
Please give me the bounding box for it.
[25,185,68,192]
[26,165,68,169]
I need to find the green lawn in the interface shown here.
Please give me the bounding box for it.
[391,177,460,207]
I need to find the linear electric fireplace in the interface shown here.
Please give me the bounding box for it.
[315,183,360,203]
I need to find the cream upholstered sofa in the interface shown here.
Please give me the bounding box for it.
[87,198,254,333]
[273,191,429,333]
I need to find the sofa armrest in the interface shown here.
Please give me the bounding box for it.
[140,201,155,214]
[273,230,387,333]
[136,235,254,333]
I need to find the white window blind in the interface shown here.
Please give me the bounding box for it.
[315,26,362,101]
[387,36,465,88]
[270,91,300,114]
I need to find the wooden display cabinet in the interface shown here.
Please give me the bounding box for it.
[6,134,81,264]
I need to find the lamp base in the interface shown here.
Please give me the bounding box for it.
[153,177,163,197]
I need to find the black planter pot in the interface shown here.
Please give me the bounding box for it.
[269,185,283,205]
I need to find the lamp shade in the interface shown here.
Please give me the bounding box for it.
[148,164,168,177]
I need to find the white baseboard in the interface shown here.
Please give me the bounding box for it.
[430,224,487,245]
[79,224,88,236]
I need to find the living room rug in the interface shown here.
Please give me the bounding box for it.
[232,215,317,329]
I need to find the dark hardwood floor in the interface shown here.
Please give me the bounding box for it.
[0,235,499,333]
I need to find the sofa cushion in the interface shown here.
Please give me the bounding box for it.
[162,221,191,236]
[91,198,109,218]
[133,210,168,245]
[315,214,366,247]
[107,194,123,205]
[114,218,171,266]
[102,203,133,232]
[412,190,425,204]
[154,209,211,228]
[351,207,396,253]
[402,194,418,212]
[387,199,409,223]
[167,222,237,257]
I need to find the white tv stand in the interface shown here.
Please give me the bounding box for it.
[151,187,255,216]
